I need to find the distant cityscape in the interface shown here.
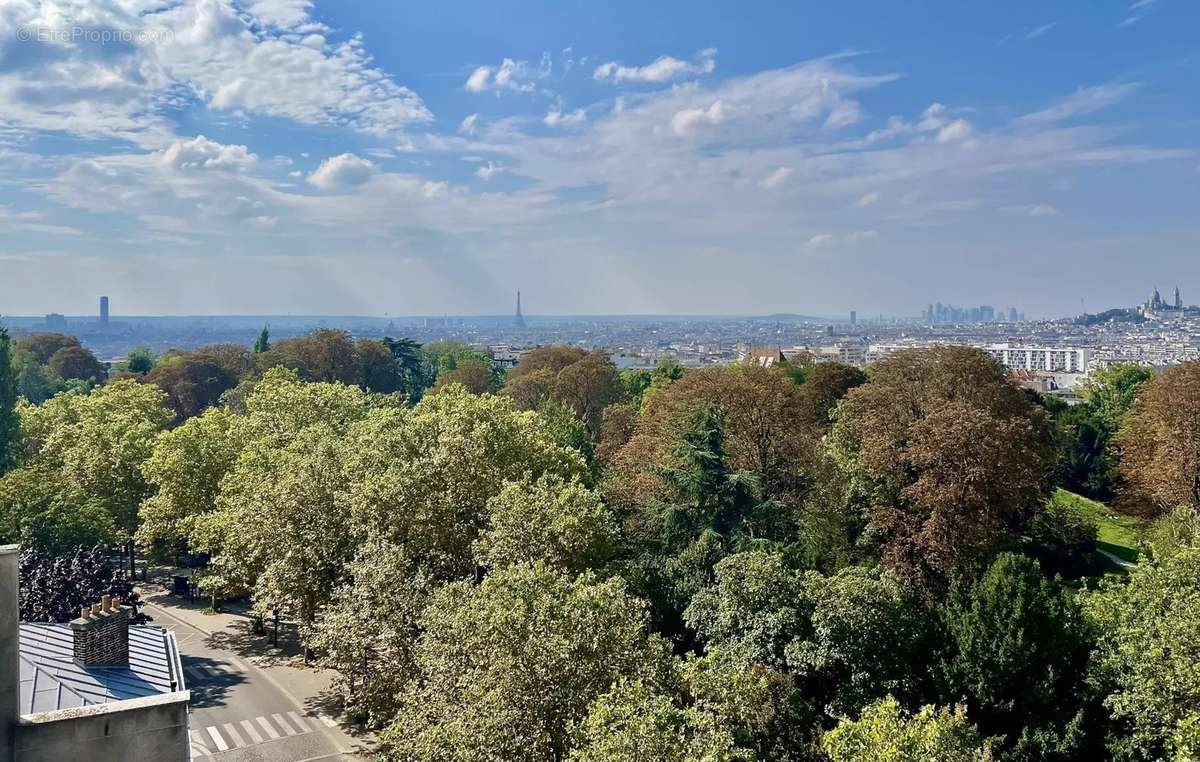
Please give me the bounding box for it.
[4,286,1199,397]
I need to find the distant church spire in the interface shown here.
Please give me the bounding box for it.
[514,290,526,329]
[1176,286,1183,309]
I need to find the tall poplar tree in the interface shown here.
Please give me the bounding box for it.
[0,326,19,476]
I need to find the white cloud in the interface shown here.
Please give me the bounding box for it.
[671,100,731,136]
[0,0,431,144]
[856,191,881,207]
[1007,204,1061,217]
[849,230,879,242]
[544,107,587,128]
[760,167,794,190]
[158,136,257,171]
[474,162,503,181]
[1025,22,1057,39]
[459,114,480,135]
[594,49,717,84]
[308,153,376,189]
[1018,83,1140,125]
[935,119,975,143]
[807,233,835,250]
[464,58,542,93]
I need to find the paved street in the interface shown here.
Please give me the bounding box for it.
[141,599,365,762]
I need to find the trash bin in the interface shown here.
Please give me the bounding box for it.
[172,575,190,596]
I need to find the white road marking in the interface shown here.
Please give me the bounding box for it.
[222,722,247,748]
[205,726,229,752]
[189,731,211,758]
[287,711,311,732]
[272,712,298,736]
[240,719,264,744]
[256,715,281,740]
[314,713,339,728]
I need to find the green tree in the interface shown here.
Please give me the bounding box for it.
[684,551,810,671]
[307,540,431,728]
[1079,363,1154,431]
[20,380,172,539]
[940,553,1098,760]
[253,325,270,354]
[17,333,80,364]
[821,696,989,762]
[342,386,585,579]
[570,679,750,762]
[473,473,615,573]
[0,327,18,475]
[119,347,156,375]
[1086,544,1200,760]
[0,466,116,554]
[137,406,244,554]
[381,562,670,762]
[788,566,931,718]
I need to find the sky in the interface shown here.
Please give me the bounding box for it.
[0,1,1197,318]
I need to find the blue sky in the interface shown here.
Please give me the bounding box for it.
[0,0,1196,317]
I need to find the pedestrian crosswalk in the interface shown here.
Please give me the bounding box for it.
[189,711,338,757]
[182,658,247,683]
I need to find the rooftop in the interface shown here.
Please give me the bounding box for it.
[18,623,184,715]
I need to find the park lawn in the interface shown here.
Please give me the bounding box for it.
[1053,488,1142,566]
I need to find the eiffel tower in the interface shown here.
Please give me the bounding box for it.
[514,290,526,329]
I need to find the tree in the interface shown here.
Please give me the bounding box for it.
[553,351,625,438]
[433,359,500,395]
[684,551,810,671]
[383,336,435,400]
[1115,362,1200,516]
[381,562,670,762]
[620,407,774,644]
[18,333,80,365]
[119,347,156,375]
[939,553,1099,759]
[47,344,106,382]
[1026,492,1100,579]
[609,364,820,510]
[253,325,270,353]
[682,652,818,761]
[830,347,1054,593]
[570,679,750,762]
[1079,363,1154,431]
[473,473,615,573]
[263,329,360,385]
[342,387,586,580]
[307,540,431,728]
[794,362,867,430]
[787,566,931,718]
[146,357,237,420]
[821,696,989,762]
[18,545,148,624]
[0,466,116,555]
[137,406,244,554]
[357,339,405,393]
[1086,544,1200,760]
[20,380,172,539]
[0,327,18,475]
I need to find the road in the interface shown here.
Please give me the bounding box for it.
[143,600,360,762]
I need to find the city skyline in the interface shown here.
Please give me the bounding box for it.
[0,2,1197,317]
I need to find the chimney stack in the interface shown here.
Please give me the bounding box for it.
[71,595,130,667]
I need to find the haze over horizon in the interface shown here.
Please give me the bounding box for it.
[0,1,1197,318]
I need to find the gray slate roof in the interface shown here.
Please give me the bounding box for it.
[18,623,185,714]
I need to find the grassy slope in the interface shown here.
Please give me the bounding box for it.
[1053,488,1142,565]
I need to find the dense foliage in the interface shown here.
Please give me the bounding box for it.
[7,333,1198,762]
